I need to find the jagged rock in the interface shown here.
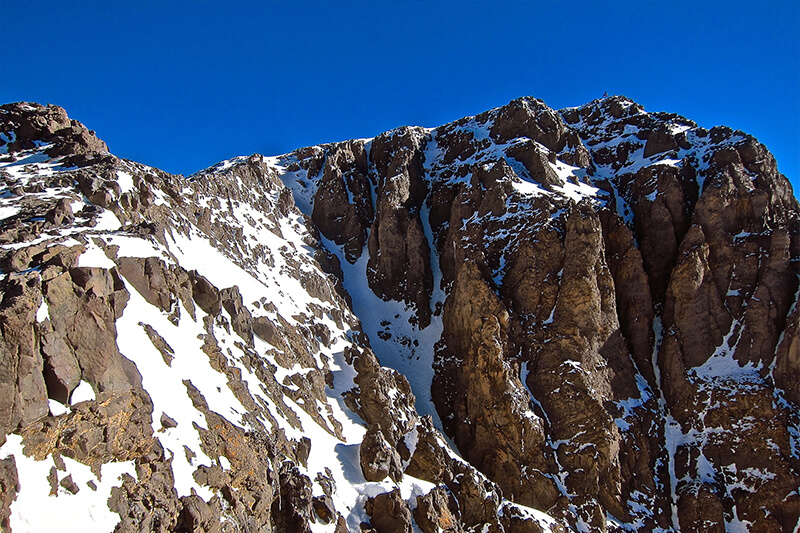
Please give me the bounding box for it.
[599,211,655,386]
[643,125,678,158]
[413,486,462,533]
[159,412,178,429]
[272,463,313,533]
[445,463,503,528]
[0,455,18,531]
[189,270,221,316]
[46,197,74,226]
[311,140,373,262]
[177,494,222,533]
[359,426,402,482]
[2,96,799,533]
[434,260,556,510]
[774,297,800,405]
[220,286,254,344]
[499,504,547,533]
[366,127,433,326]
[108,441,182,533]
[343,345,417,446]
[252,315,279,345]
[365,489,412,533]
[0,271,49,435]
[43,267,139,393]
[0,102,108,157]
[312,494,336,524]
[505,140,563,190]
[20,388,154,467]
[404,416,446,482]
[141,323,175,366]
[59,473,79,494]
[675,484,725,533]
[488,97,567,152]
[116,256,195,318]
[39,319,81,404]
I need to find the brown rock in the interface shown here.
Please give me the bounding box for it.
[488,97,567,152]
[109,441,182,532]
[505,140,563,190]
[360,426,403,482]
[774,295,800,405]
[433,260,556,510]
[445,463,502,528]
[499,503,551,533]
[0,455,18,531]
[45,198,74,226]
[343,345,417,446]
[643,126,678,158]
[312,494,336,524]
[39,319,81,404]
[366,489,412,533]
[414,486,462,533]
[116,256,195,318]
[271,462,313,533]
[21,388,154,468]
[0,271,49,434]
[177,494,222,533]
[43,267,139,393]
[189,270,222,316]
[404,416,446,482]
[311,140,374,262]
[220,286,254,344]
[366,127,433,327]
[160,412,178,429]
[59,473,80,494]
[252,315,280,345]
[140,323,175,366]
[0,102,108,157]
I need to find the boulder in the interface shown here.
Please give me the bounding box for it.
[359,426,402,482]
[365,489,412,533]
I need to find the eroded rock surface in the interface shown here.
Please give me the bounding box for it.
[1,97,798,532]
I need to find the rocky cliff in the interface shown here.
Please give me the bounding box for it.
[0,97,798,532]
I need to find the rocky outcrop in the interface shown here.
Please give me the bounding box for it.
[366,127,434,327]
[310,140,374,262]
[286,94,800,531]
[0,102,109,159]
[0,454,18,530]
[365,489,413,533]
[0,272,49,435]
[360,426,403,482]
[44,267,138,394]
[1,97,798,533]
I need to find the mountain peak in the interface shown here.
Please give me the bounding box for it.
[1,97,798,532]
[1,102,109,162]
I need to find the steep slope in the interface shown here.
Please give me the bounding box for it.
[0,102,558,533]
[0,96,798,533]
[273,96,800,532]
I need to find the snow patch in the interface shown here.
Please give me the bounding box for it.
[1,434,137,533]
[70,381,95,404]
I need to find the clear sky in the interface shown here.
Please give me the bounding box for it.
[2,1,798,192]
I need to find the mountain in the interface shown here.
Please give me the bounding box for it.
[0,97,798,533]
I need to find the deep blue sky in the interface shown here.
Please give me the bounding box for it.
[2,1,799,192]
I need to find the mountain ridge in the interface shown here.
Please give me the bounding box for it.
[0,96,798,532]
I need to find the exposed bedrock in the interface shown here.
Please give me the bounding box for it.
[3,96,800,532]
[311,140,374,263]
[366,127,434,327]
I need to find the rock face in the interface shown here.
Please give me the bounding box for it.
[1,98,798,533]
